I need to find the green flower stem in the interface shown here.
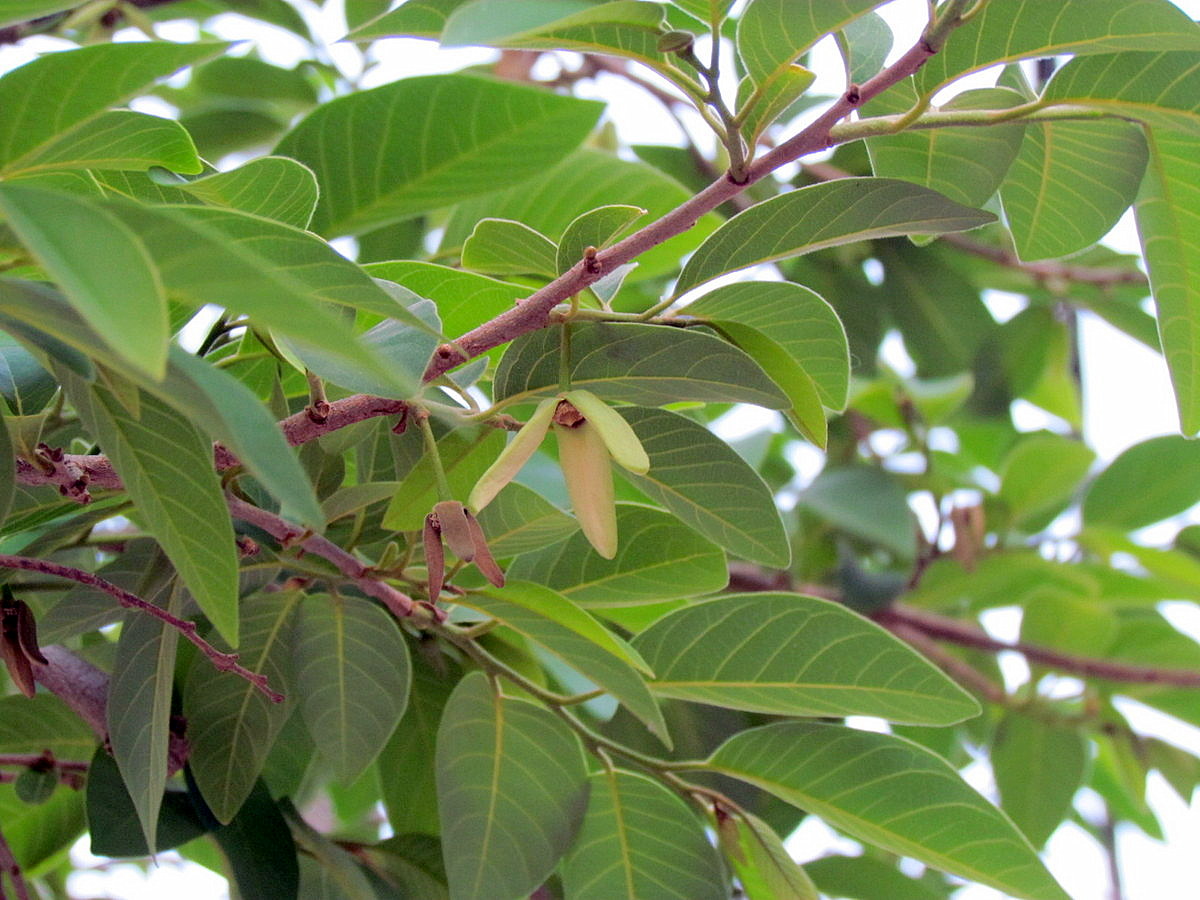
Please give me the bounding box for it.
[414,406,454,502]
[558,320,573,392]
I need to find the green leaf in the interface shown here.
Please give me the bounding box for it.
[0,694,96,756]
[436,671,589,900]
[736,1,887,87]
[461,218,559,279]
[839,11,893,84]
[1082,434,1200,530]
[687,281,849,411]
[633,593,979,723]
[167,156,319,229]
[347,0,470,40]
[507,504,727,607]
[0,41,225,176]
[1043,51,1200,136]
[106,586,184,853]
[616,406,790,567]
[798,466,916,560]
[441,1,671,73]
[0,403,13,528]
[562,768,726,900]
[61,371,240,645]
[918,0,1200,93]
[715,811,818,900]
[494,323,789,408]
[292,594,412,783]
[1000,120,1148,261]
[13,110,201,177]
[866,87,1027,209]
[0,780,86,872]
[674,178,995,295]
[708,723,1070,900]
[998,433,1095,531]
[805,855,947,900]
[0,1,75,27]
[275,73,603,236]
[474,482,579,557]
[383,427,506,531]
[381,657,456,836]
[556,203,645,275]
[457,580,667,742]
[185,591,301,823]
[0,183,170,378]
[441,148,719,280]
[1134,126,1200,434]
[208,780,300,900]
[992,714,1088,849]
[737,65,818,147]
[0,331,58,415]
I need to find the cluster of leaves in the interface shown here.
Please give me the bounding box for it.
[1,1,1200,898]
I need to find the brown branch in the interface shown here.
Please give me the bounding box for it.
[0,554,282,702]
[0,0,184,44]
[0,820,31,900]
[878,605,1200,688]
[883,619,1008,705]
[225,496,441,627]
[29,645,109,740]
[422,31,943,382]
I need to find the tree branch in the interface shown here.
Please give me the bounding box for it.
[0,0,184,44]
[0,820,31,900]
[0,554,283,702]
[877,605,1200,688]
[225,496,441,627]
[882,619,1008,705]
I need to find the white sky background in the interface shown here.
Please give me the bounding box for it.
[3,0,1200,897]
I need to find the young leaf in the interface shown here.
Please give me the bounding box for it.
[506,504,727,607]
[275,73,603,236]
[494,323,789,409]
[0,41,225,177]
[461,218,559,279]
[14,110,202,177]
[616,406,790,567]
[736,1,886,89]
[632,593,979,724]
[457,580,668,742]
[805,855,946,900]
[185,591,302,823]
[555,204,646,275]
[292,594,412,784]
[992,713,1088,849]
[166,156,320,229]
[674,178,995,295]
[561,769,727,900]
[715,811,818,900]
[436,672,589,900]
[707,723,1071,900]
[363,261,527,341]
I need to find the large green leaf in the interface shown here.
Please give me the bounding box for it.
[209,781,301,900]
[493,323,788,408]
[561,769,726,900]
[992,714,1088,849]
[292,594,412,783]
[1042,51,1200,136]
[106,586,184,853]
[474,482,579,557]
[556,203,646,275]
[507,504,726,607]
[457,580,668,742]
[185,591,302,823]
[440,148,719,279]
[685,281,849,411]
[707,723,1070,900]
[0,41,224,176]
[805,855,946,900]
[617,406,790,567]
[866,87,1027,209]
[13,110,201,177]
[461,218,559,279]
[0,693,96,756]
[917,0,1200,93]
[0,183,170,378]
[275,73,602,236]
[1135,126,1200,434]
[0,780,86,873]
[1000,120,1148,261]
[436,671,589,900]
[674,178,994,295]
[1082,434,1200,530]
[166,156,319,228]
[347,0,471,40]
[61,371,240,645]
[736,1,887,86]
[633,593,979,723]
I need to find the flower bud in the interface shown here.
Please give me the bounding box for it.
[555,411,618,559]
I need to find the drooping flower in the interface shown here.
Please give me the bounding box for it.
[1,587,47,698]
[470,390,649,559]
[423,500,505,602]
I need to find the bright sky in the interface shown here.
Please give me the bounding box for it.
[2,1,1199,897]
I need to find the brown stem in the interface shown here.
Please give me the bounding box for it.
[0,554,282,702]
[29,645,109,739]
[0,753,89,771]
[878,605,1200,688]
[883,620,1008,704]
[224,496,441,627]
[0,0,184,44]
[0,821,31,900]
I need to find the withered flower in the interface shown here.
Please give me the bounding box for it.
[1,587,48,698]
[469,389,649,559]
[423,500,505,602]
